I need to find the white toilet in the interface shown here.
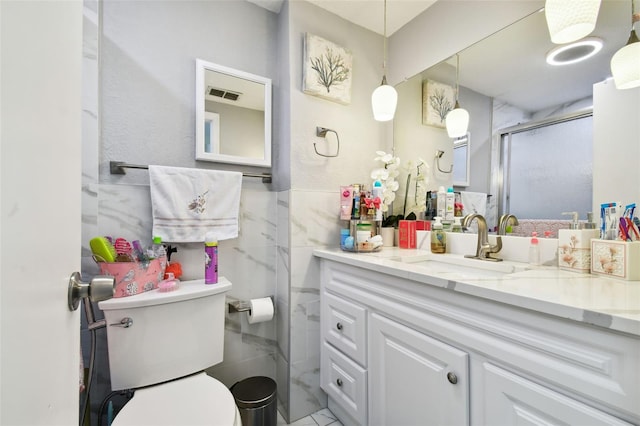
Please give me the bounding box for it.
[98,277,241,425]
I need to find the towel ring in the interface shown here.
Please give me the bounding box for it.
[314,127,340,158]
[435,150,453,173]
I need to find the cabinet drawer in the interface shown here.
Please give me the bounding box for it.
[321,342,367,426]
[322,291,366,366]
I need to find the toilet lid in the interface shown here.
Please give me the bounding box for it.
[112,372,239,426]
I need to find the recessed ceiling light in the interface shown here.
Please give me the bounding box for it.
[546,37,603,66]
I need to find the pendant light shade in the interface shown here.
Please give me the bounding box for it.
[610,2,640,90]
[446,103,470,138]
[372,81,398,122]
[372,0,397,121]
[445,54,469,138]
[545,0,601,44]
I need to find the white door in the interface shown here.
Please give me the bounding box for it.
[369,313,469,426]
[1,1,82,424]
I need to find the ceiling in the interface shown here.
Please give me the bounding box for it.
[248,0,437,35]
[249,0,632,112]
[447,1,630,112]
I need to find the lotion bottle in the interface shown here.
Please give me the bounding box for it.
[431,217,446,254]
[436,186,446,219]
[529,232,540,266]
[204,232,218,284]
[445,187,455,221]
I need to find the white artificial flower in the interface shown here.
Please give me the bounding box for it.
[370,168,389,181]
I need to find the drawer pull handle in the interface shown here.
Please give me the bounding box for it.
[447,372,458,385]
[336,322,343,330]
[336,378,343,387]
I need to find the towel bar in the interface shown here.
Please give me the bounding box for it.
[109,161,272,183]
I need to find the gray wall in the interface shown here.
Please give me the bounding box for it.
[100,0,277,183]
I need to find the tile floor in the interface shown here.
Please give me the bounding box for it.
[277,408,342,426]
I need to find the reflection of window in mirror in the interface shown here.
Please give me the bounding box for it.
[204,112,220,154]
[453,132,470,187]
[500,113,593,220]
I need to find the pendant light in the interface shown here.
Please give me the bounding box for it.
[544,0,601,44]
[611,0,640,90]
[371,0,397,122]
[445,54,469,138]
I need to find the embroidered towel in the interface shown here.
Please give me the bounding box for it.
[149,165,242,242]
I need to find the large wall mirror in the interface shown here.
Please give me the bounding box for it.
[195,59,272,167]
[394,0,630,221]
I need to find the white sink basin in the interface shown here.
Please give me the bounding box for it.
[390,253,531,280]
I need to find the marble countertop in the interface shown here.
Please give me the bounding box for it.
[313,247,640,337]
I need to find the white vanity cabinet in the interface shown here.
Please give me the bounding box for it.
[318,259,640,426]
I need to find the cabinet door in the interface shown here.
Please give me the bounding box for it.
[369,313,469,426]
[482,363,633,426]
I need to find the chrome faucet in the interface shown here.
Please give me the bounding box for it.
[462,214,503,261]
[497,214,519,236]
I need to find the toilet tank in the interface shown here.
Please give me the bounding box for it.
[98,278,232,391]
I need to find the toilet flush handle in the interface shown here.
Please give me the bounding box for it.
[110,317,133,328]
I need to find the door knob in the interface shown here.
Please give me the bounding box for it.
[336,322,343,330]
[447,372,458,385]
[68,271,115,311]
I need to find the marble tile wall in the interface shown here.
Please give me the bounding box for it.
[81,179,278,423]
[287,189,341,421]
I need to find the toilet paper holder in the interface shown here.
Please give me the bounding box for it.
[228,297,272,313]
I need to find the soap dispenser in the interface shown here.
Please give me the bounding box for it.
[451,217,462,233]
[431,217,446,254]
[562,211,580,229]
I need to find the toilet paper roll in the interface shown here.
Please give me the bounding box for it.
[247,297,274,324]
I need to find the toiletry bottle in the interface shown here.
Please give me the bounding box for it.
[445,187,455,221]
[340,228,350,248]
[529,232,540,265]
[431,217,446,254]
[204,232,218,284]
[352,184,361,219]
[451,217,462,233]
[372,180,383,221]
[436,186,446,218]
[150,236,166,259]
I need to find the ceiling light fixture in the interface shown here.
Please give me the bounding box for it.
[544,0,601,44]
[445,54,469,139]
[545,37,603,66]
[371,0,397,122]
[610,0,640,90]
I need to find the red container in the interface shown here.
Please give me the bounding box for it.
[398,220,417,249]
[415,220,431,231]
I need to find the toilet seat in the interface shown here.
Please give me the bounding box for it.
[112,372,241,426]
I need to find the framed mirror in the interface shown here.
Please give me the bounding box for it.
[195,59,272,167]
[394,0,629,221]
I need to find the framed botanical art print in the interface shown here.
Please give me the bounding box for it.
[423,80,455,128]
[303,33,352,105]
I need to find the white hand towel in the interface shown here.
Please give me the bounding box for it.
[149,165,242,242]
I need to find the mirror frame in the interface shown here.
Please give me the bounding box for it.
[195,58,272,167]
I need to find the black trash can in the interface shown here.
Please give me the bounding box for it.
[231,376,277,426]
